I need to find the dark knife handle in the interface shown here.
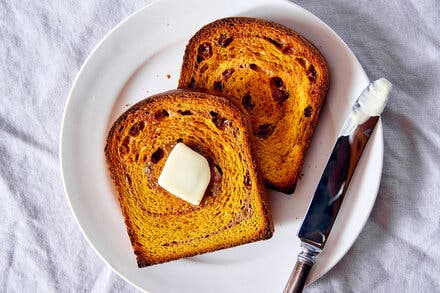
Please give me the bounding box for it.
[284,244,319,293]
[283,258,313,293]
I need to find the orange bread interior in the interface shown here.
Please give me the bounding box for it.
[105,89,273,266]
[179,17,329,193]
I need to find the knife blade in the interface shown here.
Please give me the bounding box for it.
[283,78,392,293]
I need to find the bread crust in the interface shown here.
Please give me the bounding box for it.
[105,89,273,266]
[179,17,329,194]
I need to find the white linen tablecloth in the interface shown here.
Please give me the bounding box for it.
[1,0,439,292]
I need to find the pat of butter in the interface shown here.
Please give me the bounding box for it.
[158,143,211,205]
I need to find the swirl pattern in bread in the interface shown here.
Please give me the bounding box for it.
[105,89,273,266]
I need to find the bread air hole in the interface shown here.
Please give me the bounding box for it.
[270,77,289,104]
[255,123,275,138]
[221,68,235,80]
[271,76,284,87]
[217,34,233,47]
[151,148,164,164]
[304,105,313,117]
[264,36,283,49]
[249,63,259,71]
[129,121,145,137]
[295,57,307,68]
[154,109,169,119]
[213,80,224,92]
[197,43,213,63]
[242,93,254,110]
[306,65,317,82]
[177,110,193,116]
[209,111,229,129]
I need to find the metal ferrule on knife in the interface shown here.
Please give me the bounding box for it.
[284,78,392,293]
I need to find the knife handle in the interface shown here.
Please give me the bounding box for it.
[283,258,313,293]
[283,245,319,293]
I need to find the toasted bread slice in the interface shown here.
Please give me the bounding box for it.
[179,17,329,193]
[105,89,273,266]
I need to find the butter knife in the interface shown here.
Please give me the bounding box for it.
[283,78,392,293]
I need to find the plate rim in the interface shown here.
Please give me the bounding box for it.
[59,0,383,291]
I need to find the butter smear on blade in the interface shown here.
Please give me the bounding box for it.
[158,143,211,205]
[340,78,392,136]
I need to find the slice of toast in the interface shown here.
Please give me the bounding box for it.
[105,89,273,266]
[179,17,329,194]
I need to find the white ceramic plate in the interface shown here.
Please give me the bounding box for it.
[60,0,383,292]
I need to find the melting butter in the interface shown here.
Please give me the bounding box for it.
[158,143,210,205]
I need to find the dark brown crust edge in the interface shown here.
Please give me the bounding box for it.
[178,17,330,194]
[104,89,273,267]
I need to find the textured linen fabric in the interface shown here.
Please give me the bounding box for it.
[1,0,439,292]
